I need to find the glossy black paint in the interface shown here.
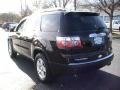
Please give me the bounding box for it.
[8,10,114,73]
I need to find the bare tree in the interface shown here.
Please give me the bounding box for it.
[33,0,54,9]
[51,0,61,7]
[63,0,71,8]
[0,13,21,23]
[33,0,41,8]
[33,0,71,9]
[51,0,71,8]
[87,0,120,32]
[19,0,32,18]
[21,5,32,18]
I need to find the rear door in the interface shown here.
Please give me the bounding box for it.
[20,13,41,57]
[40,13,63,63]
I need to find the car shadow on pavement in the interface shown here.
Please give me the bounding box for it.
[13,55,120,90]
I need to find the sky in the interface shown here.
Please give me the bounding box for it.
[0,0,34,14]
[0,0,91,14]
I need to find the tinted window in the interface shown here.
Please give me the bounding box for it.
[41,14,60,32]
[62,13,107,32]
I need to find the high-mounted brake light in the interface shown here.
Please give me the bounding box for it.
[56,36,82,49]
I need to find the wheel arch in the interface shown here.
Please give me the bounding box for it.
[33,48,49,62]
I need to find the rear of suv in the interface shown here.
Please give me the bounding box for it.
[8,9,114,83]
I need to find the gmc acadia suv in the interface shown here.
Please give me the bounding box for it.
[8,9,114,83]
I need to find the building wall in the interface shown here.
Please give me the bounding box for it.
[100,10,120,21]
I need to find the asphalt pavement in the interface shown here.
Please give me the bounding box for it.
[0,28,120,90]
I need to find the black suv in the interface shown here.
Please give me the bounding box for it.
[8,9,114,83]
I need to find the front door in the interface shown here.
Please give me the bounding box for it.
[20,14,41,58]
[13,20,26,54]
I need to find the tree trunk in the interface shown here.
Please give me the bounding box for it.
[109,15,113,33]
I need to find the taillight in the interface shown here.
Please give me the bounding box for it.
[56,36,82,49]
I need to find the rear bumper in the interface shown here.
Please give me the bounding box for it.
[68,53,114,68]
[50,53,114,72]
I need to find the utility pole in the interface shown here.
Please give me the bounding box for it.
[24,0,28,16]
[74,0,77,11]
[20,0,23,17]
[25,0,27,9]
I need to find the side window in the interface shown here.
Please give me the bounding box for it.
[22,14,41,36]
[41,14,60,32]
[16,20,26,33]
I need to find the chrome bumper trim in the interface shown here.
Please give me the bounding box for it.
[69,53,114,66]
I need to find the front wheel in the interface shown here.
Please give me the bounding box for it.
[35,53,52,83]
[8,40,17,58]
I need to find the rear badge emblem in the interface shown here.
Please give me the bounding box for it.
[98,54,103,58]
[89,33,106,45]
[94,36,103,44]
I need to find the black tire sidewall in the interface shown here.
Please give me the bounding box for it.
[35,53,51,83]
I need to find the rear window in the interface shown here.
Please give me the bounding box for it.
[62,12,107,32]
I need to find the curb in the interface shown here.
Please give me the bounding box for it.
[112,32,120,39]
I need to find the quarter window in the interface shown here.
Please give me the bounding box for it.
[41,14,60,32]
[22,14,41,37]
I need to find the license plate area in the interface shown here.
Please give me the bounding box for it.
[89,33,106,45]
[94,36,103,45]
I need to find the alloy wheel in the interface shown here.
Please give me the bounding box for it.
[37,58,47,80]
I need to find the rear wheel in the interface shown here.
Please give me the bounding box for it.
[8,40,17,58]
[35,53,52,83]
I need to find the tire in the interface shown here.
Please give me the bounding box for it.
[35,53,52,83]
[8,40,17,58]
